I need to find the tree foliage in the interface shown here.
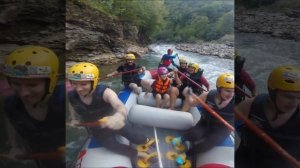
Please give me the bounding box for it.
[78,0,234,42]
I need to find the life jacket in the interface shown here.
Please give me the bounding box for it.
[152,77,170,94]
[239,94,300,167]
[200,89,234,128]
[68,84,113,123]
[118,63,140,84]
[161,59,172,66]
[4,84,65,152]
[159,54,173,66]
[235,56,246,103]
[182,69,204,94]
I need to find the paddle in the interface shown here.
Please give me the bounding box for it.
[234,108,300,167]
[102,68,142,80]
[176,71,207,92]
[0,148,65,160]
[189,91,235,131]
[67,117,108,127]
[235,85,251,98]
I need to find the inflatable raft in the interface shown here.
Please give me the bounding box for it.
[74,70,234,168]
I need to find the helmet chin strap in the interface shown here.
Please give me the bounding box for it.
[84,81,94,97]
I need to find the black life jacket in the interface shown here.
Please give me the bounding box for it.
[240,94,300,167]
[118,63,140,84]
[4,84,65,152]
[200,90,234,128]
[182,69,204,94]
[68,84,113,123]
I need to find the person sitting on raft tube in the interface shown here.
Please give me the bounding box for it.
[158,48,179,72]
[67,62,149,159]
[172,73,234,157]
[235,65,300,168]
[2,45,65,167]
[106,53,145,94]
[144,67,173,108]
[169,62,210,110]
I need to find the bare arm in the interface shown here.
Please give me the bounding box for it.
[103,88,127,117]
[102,88,126,130]
[106,70,119,77]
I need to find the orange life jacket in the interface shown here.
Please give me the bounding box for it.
[152,77,170,94]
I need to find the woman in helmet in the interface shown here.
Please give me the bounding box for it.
[106,53,145,94]
[158,48,179,71]
[235,66,300,168]
[67,62,148,159]
[172,73,235,156]
[2,45,65,167]
[169,62,210,110]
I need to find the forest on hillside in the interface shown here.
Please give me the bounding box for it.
[76,0,234,43]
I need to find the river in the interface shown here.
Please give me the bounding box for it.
[235,32,300,93]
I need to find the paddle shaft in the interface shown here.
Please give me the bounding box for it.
[191,93,234,131]
[176,71,207,92]
[235,85,252,98]
[235,109,300,167]
[102,68,141,80]
[0,151,64,160]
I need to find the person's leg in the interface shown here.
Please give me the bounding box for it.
[93,128,138,158]
[118,123,147,144]
[162,93,170,108]
[169,87,179,110]
[129,83,141,94]
[155,93,162,108]
[141,79,154,92]
[181,87,197,112]
[182,124,208,142]
[186,127,230,155]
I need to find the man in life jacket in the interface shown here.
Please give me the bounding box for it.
[145,67,172,108]
[158,48,179,71]
[235,65,300,168]
[67,62,149,159]
[169,62,210,110]
[234,50,256,104]
[2,45,65,167]
[106,53,145,94]
[171,73,234,157]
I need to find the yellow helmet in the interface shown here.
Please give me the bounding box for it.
[2,45,59,94]
[216,73,234,89]
[268,66,300,92]
[179,58,187,64]
[124,53,136,60]
[67,62,99,91]
[188,63,199,72]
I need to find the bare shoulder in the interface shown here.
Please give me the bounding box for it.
[103,88,118,102]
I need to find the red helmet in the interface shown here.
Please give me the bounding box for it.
[167,49,173,54]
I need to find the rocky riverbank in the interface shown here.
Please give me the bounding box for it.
[175,42,234,59]
[235,10,300,42]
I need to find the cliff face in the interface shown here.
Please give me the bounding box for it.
[0,0,65,61]
[66,0,149,65]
